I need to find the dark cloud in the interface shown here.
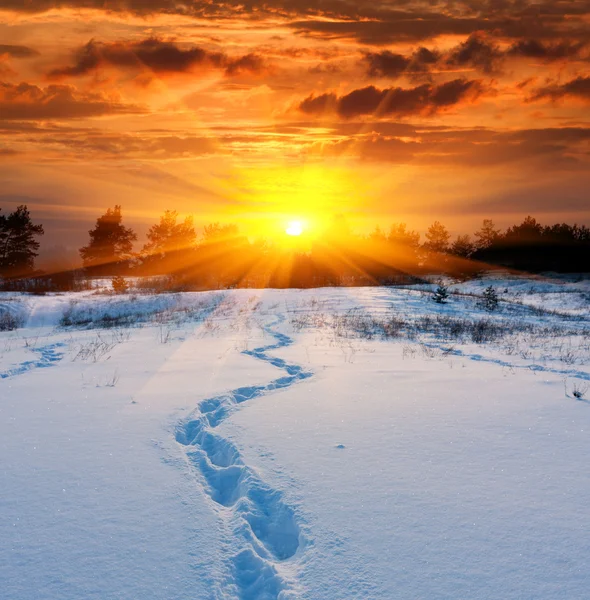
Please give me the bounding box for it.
[529,76,590,102]
[364,51,411,79]
[2,0,590,41]
[445,33,502,74]
[224,53,266,77]
[2,0,588,56]
[288,1,590,45]
[0,0,172,14]
[412,47,440,68]
[50,38,266,78]
[338,87,389,119]
[299,79,485,118]
[364,33,576,81]
[363,33,589,83]
[299,92,338,114]
[0,81,144,120]
[0,0,482,20]
[289,17,481,45]
[50,39,223,77]
[430,78,483,107]
[0,45,39,59]
[363,46,444,82]
[508,39,587,60]
[1,0,581,43]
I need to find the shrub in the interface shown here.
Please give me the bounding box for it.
[0,309,23,331]
[0,271,92,293]
[572,382,588,400]
[470,319,501,343]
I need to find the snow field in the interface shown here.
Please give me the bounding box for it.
[0,278,589,599]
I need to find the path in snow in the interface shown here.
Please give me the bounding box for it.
[419,341,590,382]
[175,314,313,599]
[0,342,66,379]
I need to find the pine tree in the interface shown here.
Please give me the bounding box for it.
[142,210,196,258]
[0,205,44,276]
[111,275,129,294]
[474,219,500,249]
[482,285,499,311]
[202,223,240,243]
[369,225,387,242]
[80,206,137,272]
[450,234,475,258]
[424,221,451,253]
[432,283,449,304]
[387,223,420,248]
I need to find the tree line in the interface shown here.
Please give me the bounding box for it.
[1,205,588,289]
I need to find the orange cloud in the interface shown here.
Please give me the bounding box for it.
[0,81,144,119]
[0,44,39,58]
[50,38,269,79]
[299,79,486,118]
[528,76,590,103]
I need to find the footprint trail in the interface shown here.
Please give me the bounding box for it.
[175,314,312,599]
[0,343,66,380]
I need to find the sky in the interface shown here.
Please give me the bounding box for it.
[0,1,589,261]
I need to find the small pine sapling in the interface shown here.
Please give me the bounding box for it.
[482,285,499,311]
[432,284,449,304]
[111,275,129,294]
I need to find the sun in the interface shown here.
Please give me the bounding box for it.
[286,220,304,236]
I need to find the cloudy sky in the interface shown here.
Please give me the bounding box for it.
[0,1,589,256]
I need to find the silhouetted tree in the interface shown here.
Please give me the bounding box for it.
[143,210,196,256]
[473,216,590,272]
[201,222,239,243]
[369,226,387,242]
[424,221,450,253]
[171,222,250,289]
[80,206,137,273]
[0,205,44,277]
[450,234,475,258]
[544,223,590,243]
[387,223,420,248]
[474,219,501,249]
[503,215,543,243]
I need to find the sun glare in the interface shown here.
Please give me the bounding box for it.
[286,220,304,236]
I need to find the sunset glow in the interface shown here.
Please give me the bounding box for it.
[0,1,587,267]
[286,221,304,236]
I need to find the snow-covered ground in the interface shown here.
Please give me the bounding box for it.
[1,278,589,599]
